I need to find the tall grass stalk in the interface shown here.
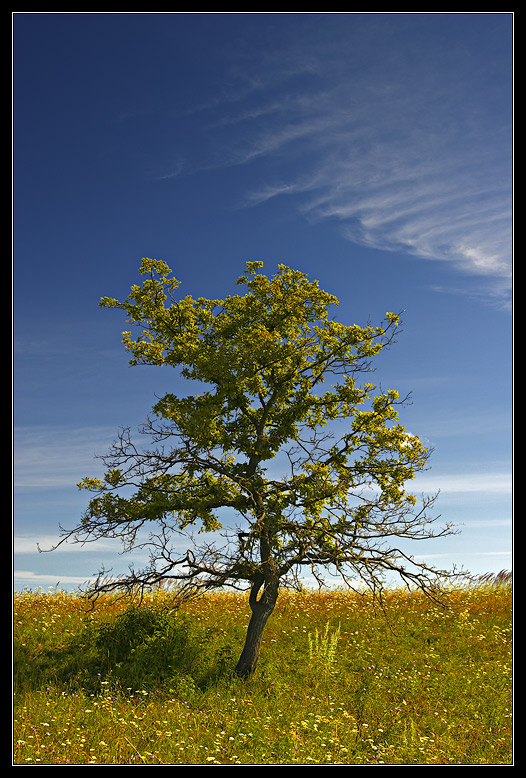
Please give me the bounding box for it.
[307,622,341,677]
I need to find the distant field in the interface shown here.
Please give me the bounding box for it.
[13,577,512,765]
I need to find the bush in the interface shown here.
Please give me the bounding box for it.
[13,601,239,698]
[92,606,221,693]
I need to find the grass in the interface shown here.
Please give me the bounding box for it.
[13,574,512,765]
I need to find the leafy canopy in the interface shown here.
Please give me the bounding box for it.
[74,259,445,595]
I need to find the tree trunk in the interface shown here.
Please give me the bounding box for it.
[234,575,279,678]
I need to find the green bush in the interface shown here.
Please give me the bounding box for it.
[92,606,221,693]
[13,603,239,698]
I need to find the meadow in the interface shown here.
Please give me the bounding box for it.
[13,574,512,765]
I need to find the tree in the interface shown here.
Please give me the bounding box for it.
[52,258,460,678]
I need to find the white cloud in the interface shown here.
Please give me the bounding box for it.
[240,103,511,288]
[14,534,124,555]
[180,18,512,304]
[14,570,96,588]
[411,471,512,495]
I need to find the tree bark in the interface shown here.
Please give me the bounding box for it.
[234,574,279,678]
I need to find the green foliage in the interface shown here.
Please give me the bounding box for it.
[13,596,240,697]
[92,606,237,693]
[82,259,414,532]
[66,259,452,610]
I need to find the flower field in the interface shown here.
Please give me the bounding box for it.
[13,577,512,765]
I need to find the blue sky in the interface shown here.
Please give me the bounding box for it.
[13,12,513,591]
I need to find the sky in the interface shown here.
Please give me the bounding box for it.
[13,12,513,592]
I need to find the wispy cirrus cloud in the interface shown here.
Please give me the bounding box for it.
[173,16,512,305]
[14,426,114,489]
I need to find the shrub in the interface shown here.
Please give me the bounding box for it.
[92,606,220,693]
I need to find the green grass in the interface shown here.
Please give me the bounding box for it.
[13,577,512,765]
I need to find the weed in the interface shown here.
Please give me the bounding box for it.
[307,622,341,678]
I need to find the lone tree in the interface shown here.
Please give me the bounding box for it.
[53,258,459,678]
